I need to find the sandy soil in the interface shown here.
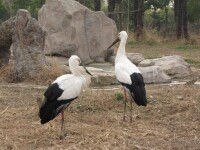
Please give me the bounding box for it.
[0,83,200,150]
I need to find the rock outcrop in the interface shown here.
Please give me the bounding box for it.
[84,55,191,85]
[38,0,117,64]
[0,17,15,67]
[139,55,191,78]
[139,66,171,83]
[12,9,46,79]
[85,63,171,85]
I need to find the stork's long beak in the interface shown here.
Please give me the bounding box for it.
[80,61,93,76]
[107,37,120,50]
[83,66,93,76]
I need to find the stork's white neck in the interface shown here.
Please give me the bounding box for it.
[116,39,127,61]
[70,66,91,87]
[70,66,83,76]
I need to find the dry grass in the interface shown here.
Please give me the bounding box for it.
[0,84,200,149]
[0,31,200,149]
[128,29,200,45]
[26,58,65,85]
[0,58,65,85]
[0,64,16,83]
[28,68,64,86]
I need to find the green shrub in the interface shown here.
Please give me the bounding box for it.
[115,92,124,101]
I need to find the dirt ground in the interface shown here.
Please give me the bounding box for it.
[0,83,200,150]
[0,40,200,150]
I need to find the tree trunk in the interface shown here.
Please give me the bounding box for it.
[164,6,168,30]
[94,0,101,11]
[174,0,178,19]
[177,0,182,38]
[183,0,189,39]
[133,0,144,40]
[133,0,138,30]
[108,0,116,20]
[174,0,189,39]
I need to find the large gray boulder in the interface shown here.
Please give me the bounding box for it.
[0,17,15,67]
[85,62,172,85]
[139,66,171,83]
[87,65,172,85]
[12,9,46,79]
[139,55,191,78]
[38,0,117,64]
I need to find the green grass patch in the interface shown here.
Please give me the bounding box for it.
[185,59,200,66]
[127,40,138,48]
[127,40,157,48]
[115,92,124,102]
[176,44,198,50]
[145,40,157,46]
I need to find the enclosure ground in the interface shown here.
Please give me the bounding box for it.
[1,41,200,149]
[0,83,200,150]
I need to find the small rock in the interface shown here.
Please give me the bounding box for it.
[176,96,183,100]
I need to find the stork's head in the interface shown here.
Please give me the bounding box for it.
[69,55,93,76]
[118,31,128,41]
[107,31,128,50]
[69,55,81,67]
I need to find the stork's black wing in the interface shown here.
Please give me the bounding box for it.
[39,83,76,124]
[44,83,64,101]
[121,73,147,106]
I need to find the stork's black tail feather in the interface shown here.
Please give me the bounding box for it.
[39,98,75,124]
[130,86,147,106]
[121,72,147,106]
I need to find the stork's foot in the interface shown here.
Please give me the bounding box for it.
[59,132,67,139]
[123,115,126,122]
[129,116,133,123]
[59,127,67,139]
[59,124,67,139]
[133,114,140,120]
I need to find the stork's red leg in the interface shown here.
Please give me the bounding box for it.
[61,111,64,122]
[130,98,133,123]
[60,111,65,139]
[123,88,128,121]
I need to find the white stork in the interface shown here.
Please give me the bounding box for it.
[39,55,92,139]
[107,31,147,122]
